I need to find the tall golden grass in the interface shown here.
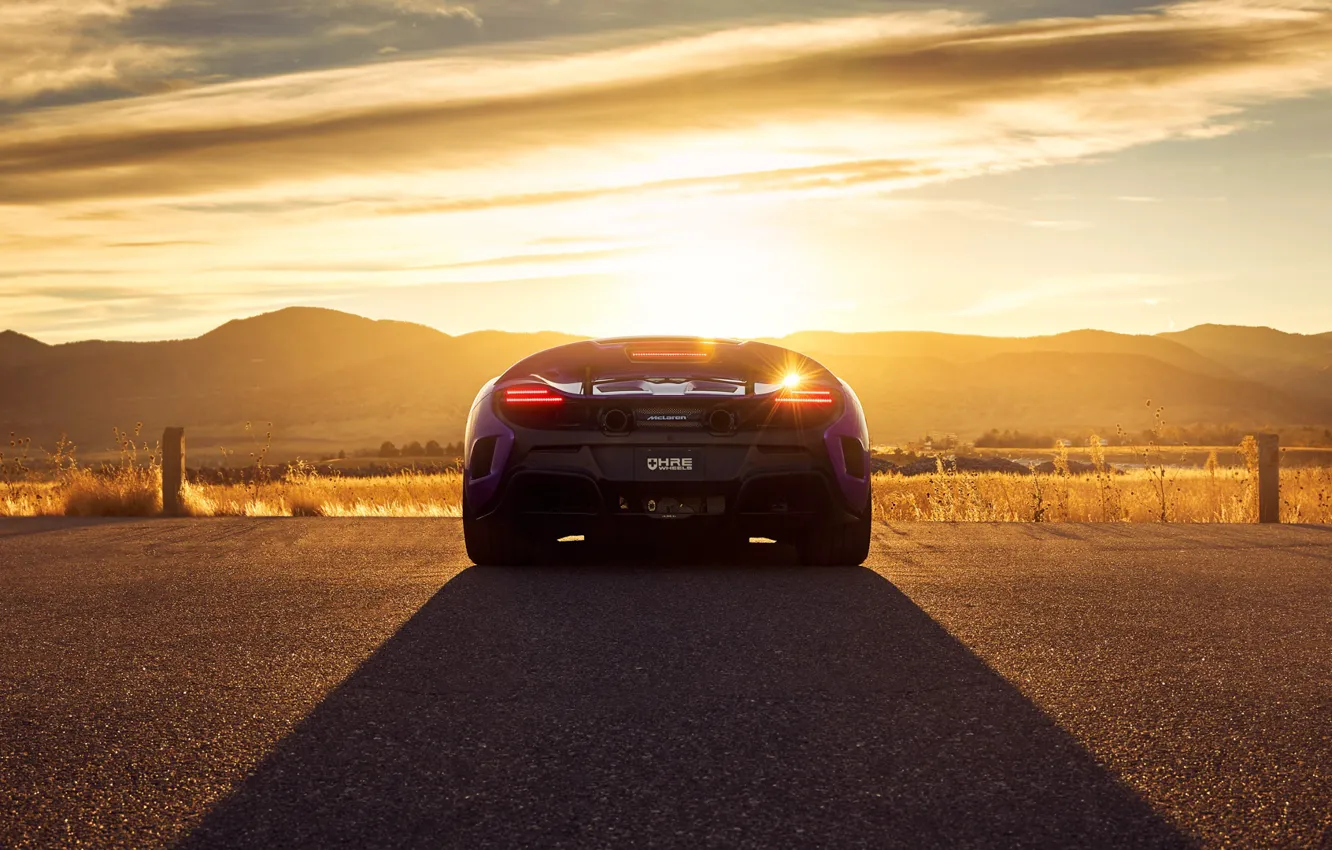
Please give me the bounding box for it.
[2,428,164,517]
[870,467,1331,523]
[177,472,464,517]
[3,427,1330,522]
[871,437,1328,522]
[4,466,1331,522]
[0,470,465,518]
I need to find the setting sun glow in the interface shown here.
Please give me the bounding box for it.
[618,215,818,338]
[1,0,1330,341]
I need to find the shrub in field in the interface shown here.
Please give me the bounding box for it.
[61,425,164,516]
[0,434,68,515]
[0,481,62,516]
[62,467,162,517]
[1089,435,1123,522]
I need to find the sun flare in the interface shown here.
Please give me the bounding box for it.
[618,214,816,338]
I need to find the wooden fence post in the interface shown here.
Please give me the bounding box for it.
[1257,432,1280,523]
[162,427,185,517]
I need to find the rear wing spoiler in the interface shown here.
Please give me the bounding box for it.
[496,339,834,395]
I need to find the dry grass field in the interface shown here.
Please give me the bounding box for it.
[871,466,1331,523]
[0,470,465,518]
[4,426,1330,522]
[4,462,1331,523]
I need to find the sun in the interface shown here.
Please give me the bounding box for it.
[620,216,812,339]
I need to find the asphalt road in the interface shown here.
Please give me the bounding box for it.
[0,519,1328,849]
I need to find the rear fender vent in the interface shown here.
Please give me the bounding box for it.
[470,436,498,480]
[841,436,866,479]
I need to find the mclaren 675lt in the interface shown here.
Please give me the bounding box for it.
[462,336,872,566]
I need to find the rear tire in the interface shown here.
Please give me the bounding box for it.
[796,491,872,566]
[463,489,531,566]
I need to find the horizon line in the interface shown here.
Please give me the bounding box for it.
[2,306,1325,347]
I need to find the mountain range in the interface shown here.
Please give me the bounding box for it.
[3,308,1330,457]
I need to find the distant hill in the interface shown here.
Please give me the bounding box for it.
[0,308,583,457]
[1,308,1328,455]
[1159,325,1332,399]
[764,329,1234,379]
[0,330,49,364]
[809,351,1320,441]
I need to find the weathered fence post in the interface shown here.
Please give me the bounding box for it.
[162,427,185,517]
[1257,432,1280,523]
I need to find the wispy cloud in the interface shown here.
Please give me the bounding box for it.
[0,1,190,107]
[374,159,938,217]
[215,247,637,275]
[3,2,1331,206]
[1026,219,1093,231]
[957,273,1185,318]
[5,1,1332,341]
[106,239,210,248]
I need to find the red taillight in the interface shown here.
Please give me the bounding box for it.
[775,389,834,406]
[504,385,564,405]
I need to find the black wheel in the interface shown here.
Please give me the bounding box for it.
[463,489,531,566]
[796,491,872,566]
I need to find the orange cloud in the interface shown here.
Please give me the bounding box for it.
[0,1,1329,206]
[0,1,188,106]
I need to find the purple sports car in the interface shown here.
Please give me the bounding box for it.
[462,336,872,565]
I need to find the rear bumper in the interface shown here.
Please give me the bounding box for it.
[472,437,865,539]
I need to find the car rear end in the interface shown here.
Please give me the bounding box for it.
[463,337,872,564]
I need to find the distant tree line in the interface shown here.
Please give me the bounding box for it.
[374,440,464,458]
[974,430,1061,449]
[331,441,464,460]
[976,426,1332,448]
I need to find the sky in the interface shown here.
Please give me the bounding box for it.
[2,0,1331,343]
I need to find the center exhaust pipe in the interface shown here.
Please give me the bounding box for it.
[602,408,631,434]
[708,408,737,435]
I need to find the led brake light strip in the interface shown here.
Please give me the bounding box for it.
[628,351,711,360]
[775,390,834,405]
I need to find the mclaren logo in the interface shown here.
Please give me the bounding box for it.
[646,457,694,471]
[644,414,690,422]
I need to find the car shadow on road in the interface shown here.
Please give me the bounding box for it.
[180,551,1186,849]
[0,516,141,539]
